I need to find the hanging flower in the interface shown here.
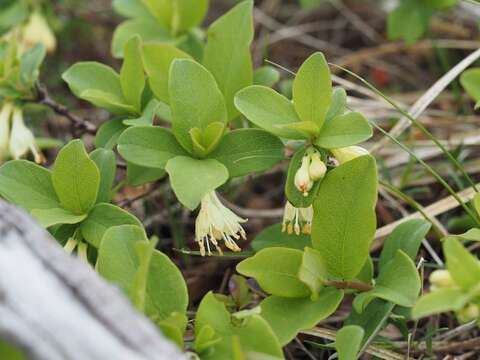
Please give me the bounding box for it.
[331,146,369,164]
[0,102,13,160]
[195,191,247,256]
[9,106,44,163]
[294,148,327,196]
[282,201,313,235]
[22,12,57,53]
[308,151,327,181]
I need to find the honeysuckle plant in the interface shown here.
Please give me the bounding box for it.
[0,37,50,163]
[235,51,372,233]
[0,3,57,163]
[0,1,458,359]
[111,0,209,59]
[117,57,284,255]
[0,139,141,257]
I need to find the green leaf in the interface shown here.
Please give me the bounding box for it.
[0,338,26,360]
[292,52,332,127]
[62,62,133,114]
[80,89,136,114]
[325,87,347,122]
[0,160,59,211]
[210,129,284,178]
[31,208,87,228]
[95,119,128,150]
[345,299,395,355]
[111,18,172,58]
[52,140,100,215]
[412,287,469,319]
[158,312,188,348]
[89,148,116,204]
[336,325,364,360]
[112,0,151,18]
[312,155,377,280]
[251,224,311,252]
[81,203,142,247]
[203,0,253,120]
[285,148,322,208]
[315,112,372,149]
[142,43,192,104]
[19,43,46,87]
[356,257,374,284]
[378,219,431,270]
[123,99,160,126]
[127,162,166,186]
[280,121,320,137]
[260,288,344,345]
[353,251,420,312]
[387,0,431,43]
[172,0,209,34]
[234,85,304,139]
[298,247,327,300]
[195,292,283,360]
[189,122,225,157]
[97,225,188,321]
[444,237,480,290]
[120,36,145,112]
[236,247,310,298]
[118,126,188,169]
[460,68,480,105]
[195,324,222,354]
[165,156,228,209]
[454,228,480,242]
[141,0,172,27]
[169,59,227,152]
[253,66,280,87]
[0,1,28,35]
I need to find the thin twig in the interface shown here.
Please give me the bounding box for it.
[35,83,97,134]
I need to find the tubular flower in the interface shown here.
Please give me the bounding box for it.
[195,191,247,256]
[294,154,312,196]
[0,102,13,160]
[282,201,313,235]
[294,148,327,196]
[9,107,44,163]
[22,12,57,53]
[331,146,369,164]
[308,151,327,180]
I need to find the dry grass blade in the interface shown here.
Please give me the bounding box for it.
[372,182,480,250]
[370,48,480,153]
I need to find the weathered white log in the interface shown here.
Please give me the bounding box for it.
[0,201,185,360]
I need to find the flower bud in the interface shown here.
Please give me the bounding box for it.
[294,155,313,196]
[9,107,44,163]
[429,269,454,289]
[0,102,13,160]
[331,146,369,164]
[308,152,327,181]
[457,304,479,323]
[22,12,56,53]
